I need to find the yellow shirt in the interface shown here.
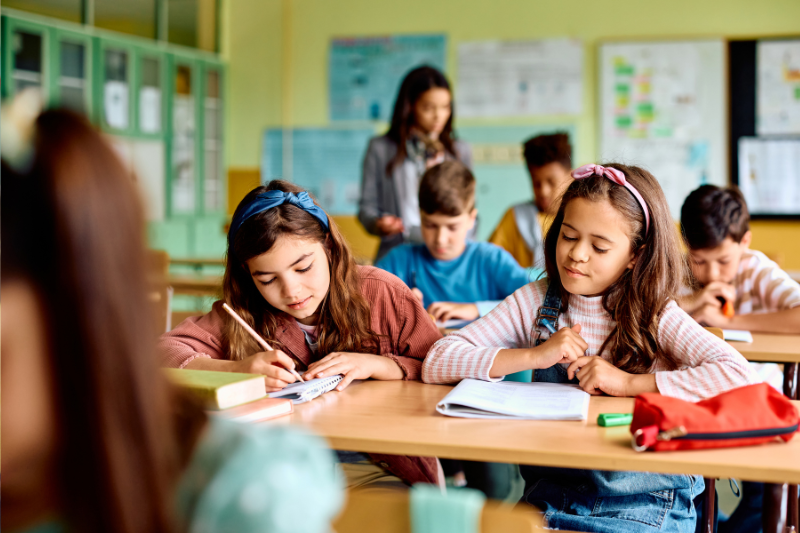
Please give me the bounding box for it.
[488,207,550,268]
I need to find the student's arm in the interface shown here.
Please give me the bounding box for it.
[422,282,586,383]
[726,307,800,333]
[158,305,227,368]
[358,138,385,236]
[654,302,759,402]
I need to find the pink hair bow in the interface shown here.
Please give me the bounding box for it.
[570,164,650,235]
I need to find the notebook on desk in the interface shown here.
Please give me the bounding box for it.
[436,378,590,420]
[268,375,343,404]
[723,329,754,343]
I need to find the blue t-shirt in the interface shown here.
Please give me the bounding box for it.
[376,241,540,316]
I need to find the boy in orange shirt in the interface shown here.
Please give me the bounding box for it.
[488,133,573,268]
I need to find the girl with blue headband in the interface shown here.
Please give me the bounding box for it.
[159,180,444,489]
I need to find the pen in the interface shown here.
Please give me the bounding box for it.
[222,303,305,383]
[597,413,633,427]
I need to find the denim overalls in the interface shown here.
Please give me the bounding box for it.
[521,284,703,532]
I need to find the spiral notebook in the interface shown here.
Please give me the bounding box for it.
[267,375,343,404]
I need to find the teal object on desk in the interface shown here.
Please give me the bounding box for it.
[410,484,486,533]
[597,413,633,427]
[504,370,533,383]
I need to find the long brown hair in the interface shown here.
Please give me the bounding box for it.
[222,180,381,361]
[543,163,690,373]
[1,110,203,533]
[385,66,457,173]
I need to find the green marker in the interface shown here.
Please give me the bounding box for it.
[597,413,633,427]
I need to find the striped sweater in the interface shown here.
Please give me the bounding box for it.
[423,279,759,402]
[734,249,800,314]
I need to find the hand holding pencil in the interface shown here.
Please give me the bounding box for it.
[222,303,305,386]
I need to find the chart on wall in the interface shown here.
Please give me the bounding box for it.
[599,40,726,218]
[738,137,800,215]
[457,39,583,117]
[757,40,800,136]
[262,128,376,215]
[457,125,576,240]
[329,35,446,122]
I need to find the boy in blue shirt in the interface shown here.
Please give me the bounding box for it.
[376,160,532,503]
[376,160,536,324]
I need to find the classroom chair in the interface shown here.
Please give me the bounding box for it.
[333,490,548,533]
[146,249,173,333]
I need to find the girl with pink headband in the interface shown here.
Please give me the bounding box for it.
[423,162,757,532]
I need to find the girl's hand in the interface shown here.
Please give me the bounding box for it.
[376,215,405,236]
[233,350,299,392]
[566,356,657,397]
[427,302,479,322]
[304,352,403,391]
[531,324,587,369]
[691,303,730,328]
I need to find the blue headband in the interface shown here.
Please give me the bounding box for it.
[230,190,329,241]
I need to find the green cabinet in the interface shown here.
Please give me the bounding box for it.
[2,9,227,259]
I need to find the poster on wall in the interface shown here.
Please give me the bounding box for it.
[457,39,583,117]
[738,137,800,215]
[329,34,446,122]
[263,127,375,215]
[599,40,726,218]
[757,40,800,136]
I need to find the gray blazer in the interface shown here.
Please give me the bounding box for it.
[358,135,473,261]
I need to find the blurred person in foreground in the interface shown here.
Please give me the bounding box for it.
[0,93,342,533]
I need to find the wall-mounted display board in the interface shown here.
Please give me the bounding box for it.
[757,40,800,136]
[457,39,583,118]
[329,34,446,122]
[598,40,727,218]
[263,127,375,215]
[730,38,800,219]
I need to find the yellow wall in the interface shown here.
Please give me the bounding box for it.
[223,0,800,268]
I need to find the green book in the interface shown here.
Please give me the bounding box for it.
[164,369,267,410]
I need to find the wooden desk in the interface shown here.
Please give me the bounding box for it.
[167,274,222,297]
[282,380,800,485]
[170,257,225,268]
[730,333,800,400]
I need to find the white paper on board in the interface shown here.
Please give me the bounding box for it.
[757,40,800,136]
[457,39,583,118]
[140,86,162,133]
[104,81,129,129]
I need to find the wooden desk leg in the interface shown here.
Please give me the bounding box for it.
[703,478,715,533]
[763,483,785,533]
[784,363,799,533]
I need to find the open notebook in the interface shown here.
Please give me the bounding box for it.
[436,378,590,420]
[268,375,343,404]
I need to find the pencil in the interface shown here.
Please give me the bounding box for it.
[222,302,305,383]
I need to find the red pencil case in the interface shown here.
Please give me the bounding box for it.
[630,383,799,452]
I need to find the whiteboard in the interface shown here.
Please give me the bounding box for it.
[598,40,726,218]
[757,39,800,136]
[457,39,583,117]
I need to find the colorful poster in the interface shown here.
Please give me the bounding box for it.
[599,41,726,218]
[757,40,800,136]
[457,39,583,117]
[329,35,446,122]
[262,128,376,215]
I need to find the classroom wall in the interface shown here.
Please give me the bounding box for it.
[223,0,800,269]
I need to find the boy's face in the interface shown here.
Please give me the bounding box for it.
[529,162,572,215]
[689,232,752,286]
[420,209,477,261]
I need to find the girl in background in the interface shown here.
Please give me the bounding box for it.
[159,180,444,490]
[359,66,472,261]
[1,103,341,533]
[423,163,757,532]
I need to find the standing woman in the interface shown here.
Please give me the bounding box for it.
[359,66,473,262]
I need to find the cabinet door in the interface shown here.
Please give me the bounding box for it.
[201,64,224,213]
[168,57,200,216]
[5,18,48,99]
[53,29,91,114]
[100,43,134,132]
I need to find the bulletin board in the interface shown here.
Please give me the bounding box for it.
[598,40,727,219]
[730,38,800,218]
